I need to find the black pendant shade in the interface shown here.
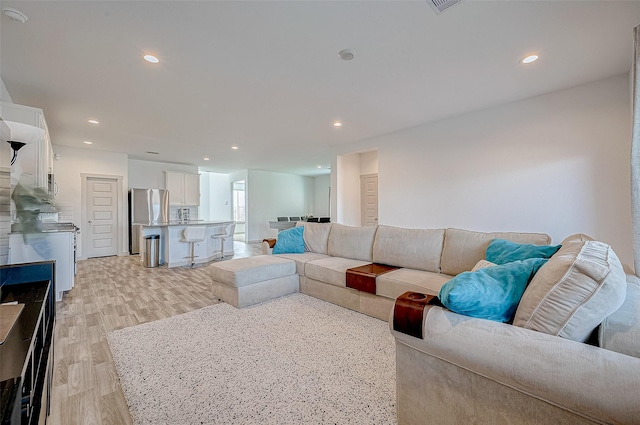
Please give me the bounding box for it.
[7,140,27,166]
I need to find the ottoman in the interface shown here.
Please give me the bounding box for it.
[209,255,299,308]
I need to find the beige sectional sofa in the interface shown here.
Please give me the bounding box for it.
[263,222,550,320]
[255,222,640,424]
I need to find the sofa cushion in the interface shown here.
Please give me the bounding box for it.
[295,222,332,254]
[513,240,627,342]
[599,275,640,358]
[440,228,551,276]
[376,268,452,299]
[209,255,296,287]
[272,226,305,254]
[305,257,371,287]
[372,225,445,273]
[327,224,377,262]
[486,239,561,265]
[439,258,548,323]
[273,252,330,276]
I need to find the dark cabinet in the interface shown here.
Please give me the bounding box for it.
[0,261,55,425]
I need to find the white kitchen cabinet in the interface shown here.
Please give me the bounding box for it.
[165,171,200,206]
[183,173,200,206]
[0,101,53,190]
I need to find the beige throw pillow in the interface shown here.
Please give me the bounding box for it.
[513,239,626,342]
[471,259,497,271]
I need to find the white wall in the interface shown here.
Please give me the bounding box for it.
[246,170,313,241]
[128,159,197,189]
[341,75,633,266]
[53,146,129,259]
[199,171,232,221]
[0,78,13,103]
[360,150,379,175]
[334,150,378,226]
[313,175,331,218]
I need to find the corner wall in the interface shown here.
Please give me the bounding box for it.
[246,170,314,241]
[199,171,232,221]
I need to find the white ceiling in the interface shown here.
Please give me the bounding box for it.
[1,0,639,177]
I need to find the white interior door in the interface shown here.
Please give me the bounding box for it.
[361,174,378,226]
[85,177,118,258]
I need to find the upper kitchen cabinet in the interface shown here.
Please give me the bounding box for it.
[0,102,53,190]
[165,171,200,206]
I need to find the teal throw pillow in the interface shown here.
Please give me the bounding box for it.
[439,258,547,323]
[273,226,305,254]
[486,239,561,265]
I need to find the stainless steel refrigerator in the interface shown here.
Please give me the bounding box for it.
[128,189,169,254]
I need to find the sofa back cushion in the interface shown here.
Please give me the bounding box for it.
[440,228,551,276]
[513,240,627,342]
[295,222,332,254]
[372,225,445,272]
[327,224,377,262]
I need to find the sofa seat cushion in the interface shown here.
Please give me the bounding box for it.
[327,224,377,262]
[441,228,551,276]
[372,225,445,273]
[599,275,640,358]
[273,252,330,276]
[305,257,371,287]
[377,268,453,299]
[209,255,296,287]
[513,240,627,342]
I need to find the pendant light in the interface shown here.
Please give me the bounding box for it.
[7,141,26,165]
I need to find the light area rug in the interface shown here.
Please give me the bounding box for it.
[107,293,397,424]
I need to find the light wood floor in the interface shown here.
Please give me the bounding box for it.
[49,241,263,425]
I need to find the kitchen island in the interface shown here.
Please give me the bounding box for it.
[137,221,234,268]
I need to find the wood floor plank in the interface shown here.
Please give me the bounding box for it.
[49,384,69,425]
[49,241,262,423]
[68,388,102,425]
[100,391,134,425]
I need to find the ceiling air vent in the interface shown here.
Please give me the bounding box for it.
[427,0,463,14]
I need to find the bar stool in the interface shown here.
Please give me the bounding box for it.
[211,223,236,261]
[182,226,206,267]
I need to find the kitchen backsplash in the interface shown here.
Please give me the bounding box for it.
[169,206,198,222]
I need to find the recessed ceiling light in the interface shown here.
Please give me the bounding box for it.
[204,157,210,161]
[317,165,322,169]
[3,8,28,23]
[333,122,342,127]
[522,54,539,64]
[231,146,239,150]
[338,49,355,61]
[143,54,159,64]
[83,141,93,145]
[88,119,99,125]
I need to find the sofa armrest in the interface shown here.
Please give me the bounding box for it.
[262,238,276,255]
[390,305,640,424]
